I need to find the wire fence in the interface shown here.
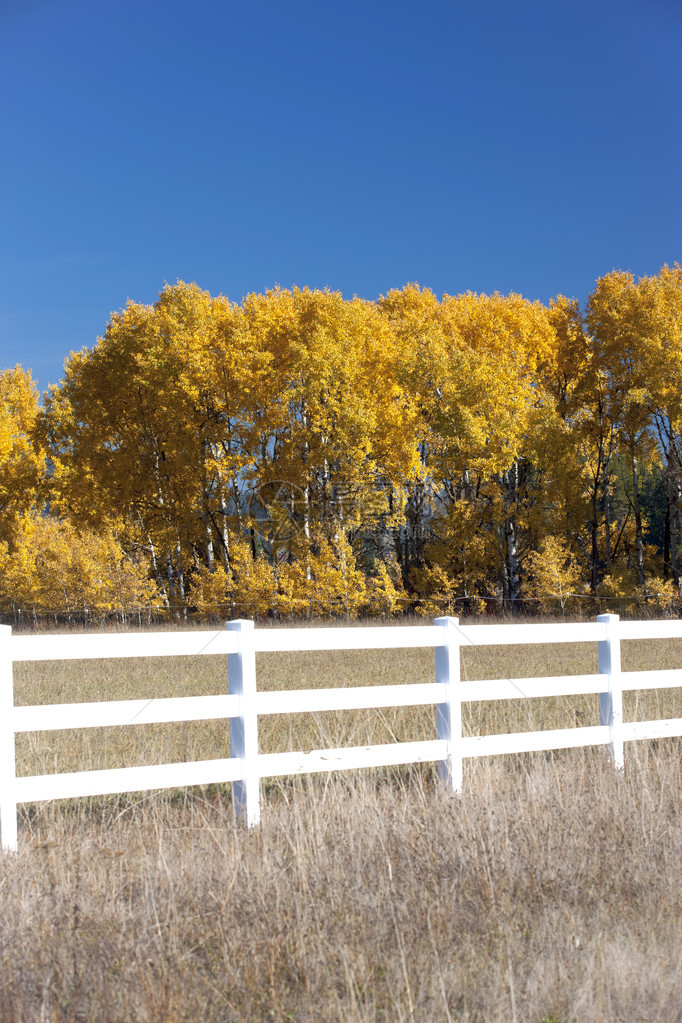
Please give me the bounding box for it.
[2,589,681,631]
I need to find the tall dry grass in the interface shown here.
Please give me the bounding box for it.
[1,750,681,1021]
[2,621,682,1020]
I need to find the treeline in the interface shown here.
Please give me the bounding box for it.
[2,265,681,623]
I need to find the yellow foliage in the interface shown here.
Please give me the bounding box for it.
[283,532,368,619]
[641,576,680,616]
[227,541,281,620]
[527,536,583,615]
[0,514,160,618]
[361,560,406,618]
[0,366,45,543]
[194,531,383,621]
[595,568,636,604]
[596,567,679,616]
[190,563,232,619]
[420,500,495,599]
[410,563,461,617]
[22,267,682,619]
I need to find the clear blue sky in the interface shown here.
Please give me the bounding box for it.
[1,0,680,392]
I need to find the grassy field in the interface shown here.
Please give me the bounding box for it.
[2,620,682,1021]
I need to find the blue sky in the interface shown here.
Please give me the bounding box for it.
[1,0,680,392]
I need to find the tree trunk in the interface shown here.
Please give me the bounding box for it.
[631,452,645,586]
[590,479,600,594]
[147,535,170,611]
[505,516,522,614]
[603,468,612,576]
[166,552,176,617]
[205,522,215,571]
[390,488,408,589]
[175,542,188,620]
[406,482,427,574]
[498,522,511,609]
[673,501,681,590]
[665,441,681,587]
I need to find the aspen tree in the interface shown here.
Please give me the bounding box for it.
[586,270,669,586]
[0,366,45,543]
[0,513,159,622]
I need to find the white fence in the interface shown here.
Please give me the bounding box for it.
[2,612,682,851]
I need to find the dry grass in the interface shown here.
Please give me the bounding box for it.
[2,621,682,1021]
[2,751,682,1021]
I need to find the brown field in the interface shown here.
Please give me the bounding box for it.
[2,621,682,1021]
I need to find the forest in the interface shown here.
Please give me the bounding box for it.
[1,264,681,623]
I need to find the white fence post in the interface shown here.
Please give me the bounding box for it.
[435,616,463,792]
[0,625,17,852]
[597,613,624,770]
[226,619,260,826]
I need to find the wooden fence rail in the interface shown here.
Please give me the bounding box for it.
[2,613,682,850]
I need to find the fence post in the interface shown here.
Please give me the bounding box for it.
[435,616,463,792]
[597,613,624,771]
[226,619,260,826]
[0,625,17,852]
